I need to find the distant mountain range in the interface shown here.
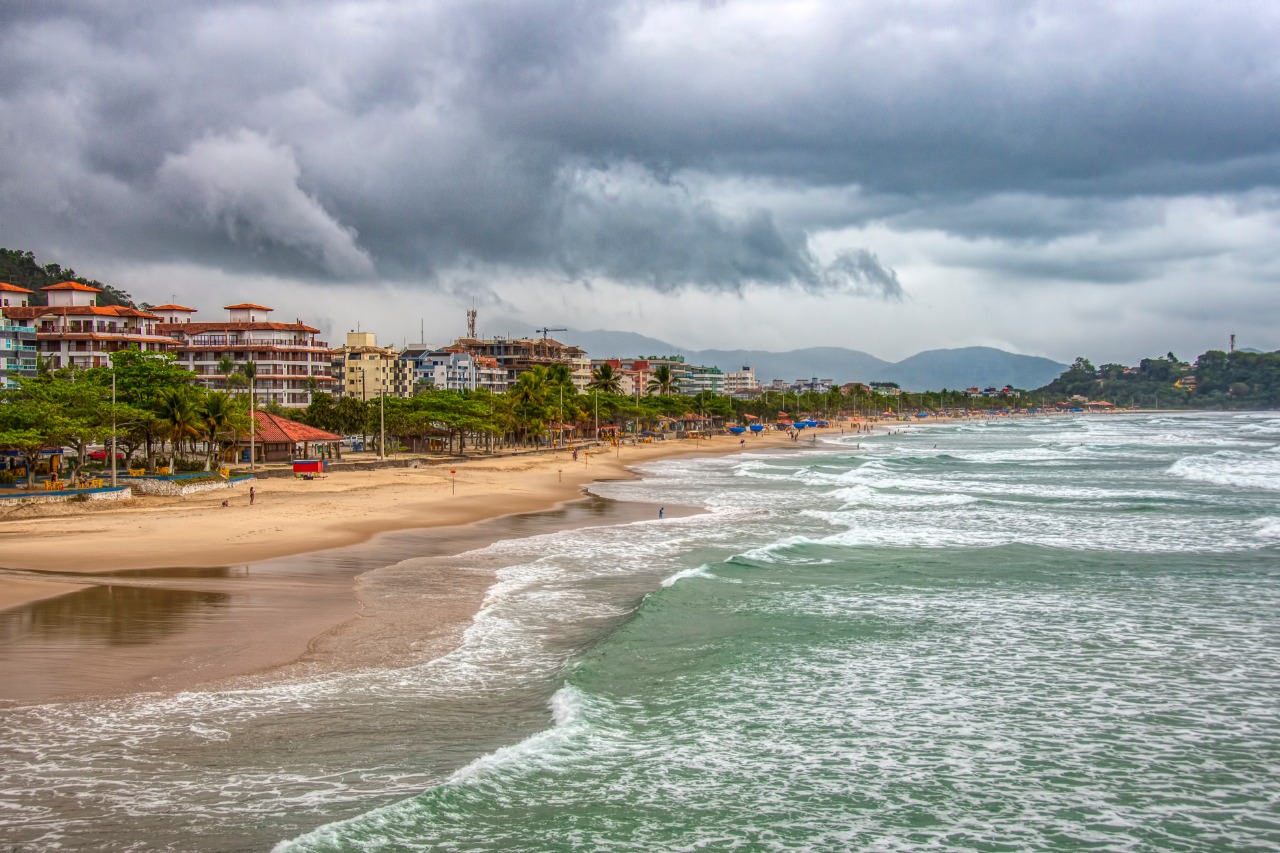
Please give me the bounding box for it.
[484,321,1067,390]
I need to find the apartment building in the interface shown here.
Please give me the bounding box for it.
[0,284,38,387]
[338,332,414,399]
[724,366,761,397]
[401,345,509,393]
[1,282,175,372]
[450,336,592,390]
[158,303,336,408]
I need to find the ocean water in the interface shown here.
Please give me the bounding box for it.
[3,413,1280,851]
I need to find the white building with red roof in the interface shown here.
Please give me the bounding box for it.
[159,302,336,408]
[1,282,175,371]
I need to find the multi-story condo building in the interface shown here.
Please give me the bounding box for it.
[0,284,38,387]
[1,282,174,371]
[724,366,761,397]
[401,346,509,393]
[158,303,336,408]
[450,335,591,390]
[338,332,414,399]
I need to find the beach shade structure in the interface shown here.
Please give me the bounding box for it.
[749,424,765,432]
[743,414,759,420]
[729,426,746,435]
[915,413,929,418]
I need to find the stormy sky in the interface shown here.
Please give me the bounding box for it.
[3,1,1278,363]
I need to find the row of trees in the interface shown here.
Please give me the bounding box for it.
[0,351,252,487]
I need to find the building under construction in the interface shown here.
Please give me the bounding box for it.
[449,335,592,389]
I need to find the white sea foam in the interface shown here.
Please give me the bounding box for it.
[1168,451,1280,492]
[660,565,718,587]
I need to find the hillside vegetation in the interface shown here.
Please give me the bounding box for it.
[0,248,134,307]
[1040,351,1280,409]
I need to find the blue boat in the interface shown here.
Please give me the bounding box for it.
[749,423,764,432]
[729,426,746,435]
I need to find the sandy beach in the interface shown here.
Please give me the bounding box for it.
[0,430,803,703]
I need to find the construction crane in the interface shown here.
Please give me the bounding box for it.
[536,326,567,341]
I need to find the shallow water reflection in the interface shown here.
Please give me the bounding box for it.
[0,582,232,646]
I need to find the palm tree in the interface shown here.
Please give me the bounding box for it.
[198,391,240,471]
[153,387,200,469]
[216,355,237,391]
[509,366,548,444]
[648,364,680,396]
[589,363,622,394]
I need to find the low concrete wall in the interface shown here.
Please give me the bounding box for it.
[0,487,133,507]
[122,476,250,496]
[250,458,451,478]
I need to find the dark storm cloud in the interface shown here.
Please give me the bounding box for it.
[1,0,1276,291]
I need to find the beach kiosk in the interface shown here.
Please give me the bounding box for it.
[292,459,325,478]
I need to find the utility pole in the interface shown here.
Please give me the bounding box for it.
[379,387,386,461]
[110,366,117,488]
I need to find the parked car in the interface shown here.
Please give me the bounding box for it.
[87,448,126,462]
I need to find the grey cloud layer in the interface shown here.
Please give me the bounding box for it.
[2,0,1277,294]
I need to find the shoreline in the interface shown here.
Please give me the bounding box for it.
[0,431,798,704]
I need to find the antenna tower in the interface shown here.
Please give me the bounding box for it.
[1230,333,1236,353]
[467,308,477,339]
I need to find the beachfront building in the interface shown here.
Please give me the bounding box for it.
[337,332,414,400]
[450,335,592,390]
[230,410,343,464]
[0,284,38,387]
[400,345,509,393]
[159,303,337,408]
[682,363,726,396]
[724,366,761,397]
[2,282,175,371]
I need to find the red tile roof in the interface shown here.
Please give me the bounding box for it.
[3,305,161,320]
[158,321,320,334]
[150,304,198,311]
[0,282,33,293]
[43,281,102,292]
[251,411,342,443]
[224,303,273,311]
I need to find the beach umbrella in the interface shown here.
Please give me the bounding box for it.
[749,423,764,432]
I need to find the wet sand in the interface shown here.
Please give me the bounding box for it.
[0,495,695,705]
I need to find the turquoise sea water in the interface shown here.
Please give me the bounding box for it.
[4,413,1280,851]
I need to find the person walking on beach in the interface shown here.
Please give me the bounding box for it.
[249,486,255,506]
[658,507,664,519]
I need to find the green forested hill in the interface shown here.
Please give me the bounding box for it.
[1040,350,1280,409]
[0,248,134,307]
